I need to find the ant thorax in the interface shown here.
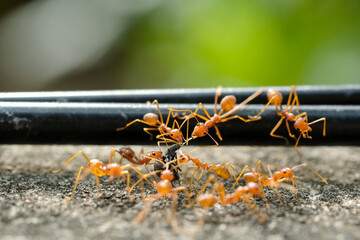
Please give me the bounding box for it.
[282,111,296,121]
[243,172,260,183]
[206,116,219,128]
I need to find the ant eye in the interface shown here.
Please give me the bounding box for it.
[196,123,200,126]
[170,133,173,136]
[152,152,156,156]
[282,170,287,173]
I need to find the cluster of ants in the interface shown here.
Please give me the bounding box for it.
[51,86,328,228]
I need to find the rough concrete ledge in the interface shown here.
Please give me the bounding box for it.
[0,145,359,240]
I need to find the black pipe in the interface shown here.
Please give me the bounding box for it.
[0,85,359,104]
[0,102,359,146]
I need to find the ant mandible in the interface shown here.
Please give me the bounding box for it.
[50,148,153,201]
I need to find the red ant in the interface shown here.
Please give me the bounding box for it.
[176,149,239,192]
[170,87,264,143]
[116,147,163,181]
[249,86,326,148]
[116,100,188,145]
[195,175,266,223]
[233,160,328,204]
[130,165,192,232]
[50,149,153,201]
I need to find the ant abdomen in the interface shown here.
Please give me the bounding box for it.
[143,113,159,125]
[267,88,283,105]
[243,172,260,183]
[117,147,136,158]
[220,95,236,112]
[197,194,218,208]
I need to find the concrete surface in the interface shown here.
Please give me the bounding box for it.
[0,145,359,240]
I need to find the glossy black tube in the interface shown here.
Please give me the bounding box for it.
[0,85,359,104]
[0,102,359,145]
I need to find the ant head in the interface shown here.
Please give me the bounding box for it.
[170,129,183,143]
[178,154,189,165]
[220,95,236,112]
[143,113,159,125]
[147,151,162,159]
[156,179,172,195]
[294,118,308,131]
[246,182,261,196]
[160,170,174,182]
[281,168,293,178]
[192,122,208,138]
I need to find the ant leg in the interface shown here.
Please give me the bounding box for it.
[182,166,197,185]
[95,175,102,198]
[220,163,240,186]
[50,151,91,173]
[221,88,264,119]
[108,148,117,164]
[294,134,302,148]
[213,125,223,141]
[145,165,158,182]
[143,127,159,139]
[220,114,259,123]
[121,164,155,188]
[166,193,180,233]
[189,167,200,192]
[65,166,92,201]
[254,160,267,178]
[133,194,161,223]
[284,85,295,112]
[248,96,275,119]
[285,119,296,139]
[267,165,283,204]
[173,186,193,205]
[214,86,222,115]
[290,178,302,200]
[116,119,156,131]
[294,112,308,120]
[151,100,164,124]
[287,86,300,114]
[292,163,328,184]
[308,118,326,136]
[194,169,205,191]
[270,117,289,144]
[230,165,254,191]
[196,175,217,198]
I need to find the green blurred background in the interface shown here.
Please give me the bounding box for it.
[0,0,359,91]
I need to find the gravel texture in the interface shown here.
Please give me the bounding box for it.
[0,145,359,240]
